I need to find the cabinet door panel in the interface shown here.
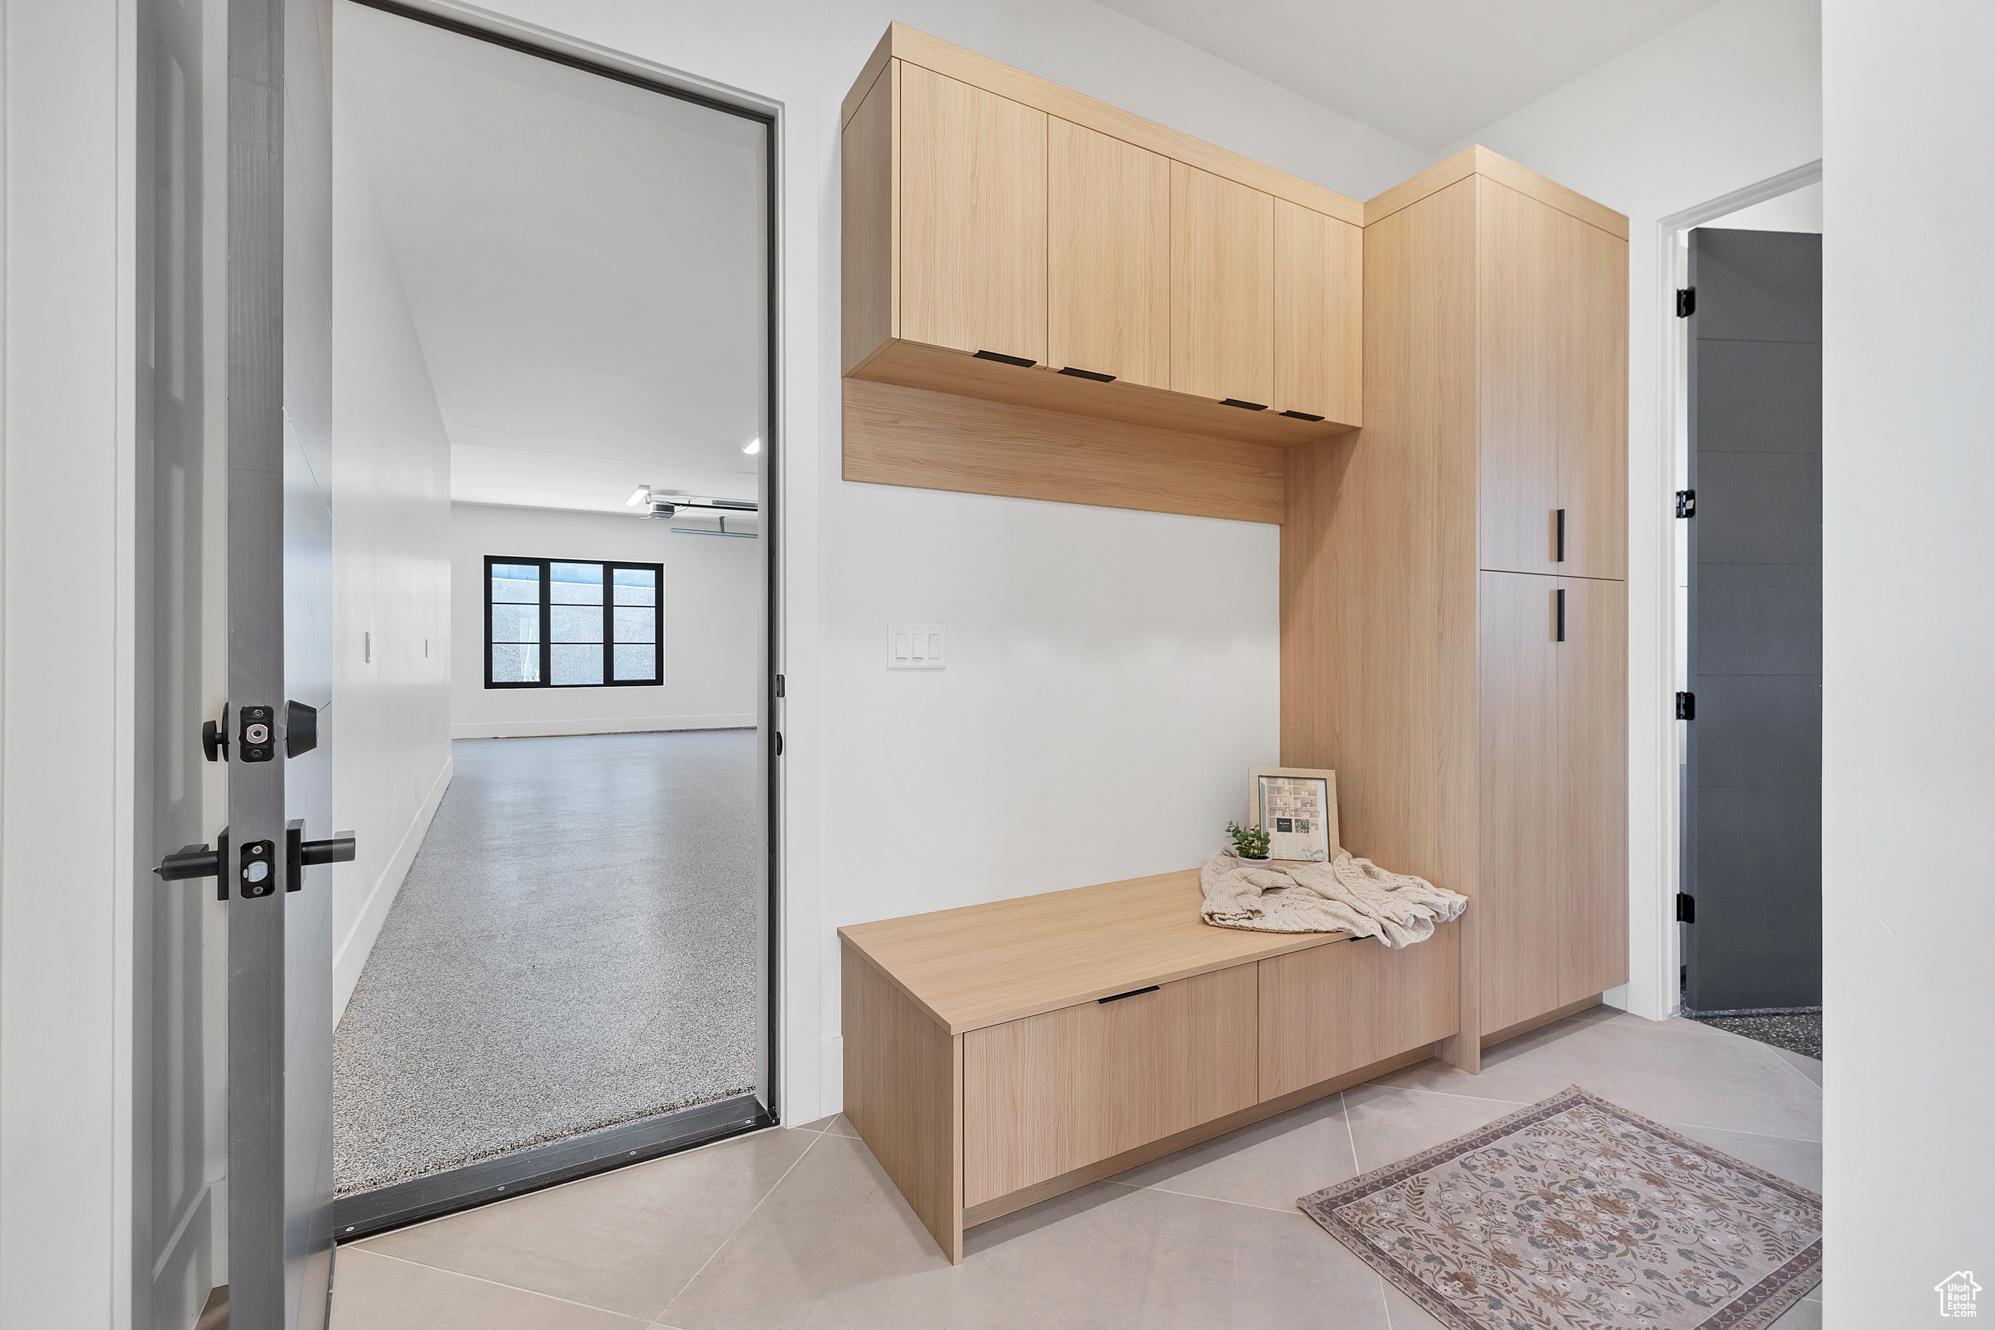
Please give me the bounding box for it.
[1478,179,1564,576]
[1560,576,1628,1003]
[961,965,1257,1208]
[1048,119,1170,389]
[1258,928,1457,1101]
[1273,200,1361,425]
[1170,162,1274,405]
[898,64,1047,364]
[1561,218,1629,579]
[1477,571,1564,1034]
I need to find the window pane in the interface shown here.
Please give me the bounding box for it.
[613,644,657,682]
[490,603,539,643]
[550,561,603,604]
[491,564,541,603]
[490,643,540,683]
[551,643,603,686]
[612,567,657,606]
[549,605,603,643]
[612,606,655,643]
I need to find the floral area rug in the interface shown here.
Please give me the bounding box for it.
[1298,1087,1821,1330]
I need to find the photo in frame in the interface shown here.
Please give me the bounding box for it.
[1247,767,1338,865]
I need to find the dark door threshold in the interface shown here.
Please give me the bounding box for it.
[334,1093,774,1241]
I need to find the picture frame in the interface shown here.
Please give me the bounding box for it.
[1247,767,1338,865]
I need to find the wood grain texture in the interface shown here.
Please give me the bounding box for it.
[1364,144,1628,240]
[897,63,1046,365]
[960,1042,1435,1229]
[1477,177,1564,577]
[842,377,1287,524]
[840,25,895,128]
[849,337,1349,445]
[1562,215,1629,579]
[1047,118,1171,389]
[1273,200,1362,425]
[1480,994,1602,1049]
[1256,925,1459,1099]
[1477,570,1564,1035]
[1281,177,1481,1066]
[840,62,895,375]
[841,939,962,1263]
[1561,576,1629,1003]
[874,23,1362,224]
[838,868,1354,1035]
[1171,162,1274,405]
[960,966,1257,1207]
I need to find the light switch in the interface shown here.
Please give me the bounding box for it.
[887,623,945,670]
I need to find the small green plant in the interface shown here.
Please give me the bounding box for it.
[1226,820,1271,860]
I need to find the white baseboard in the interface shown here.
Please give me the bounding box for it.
[818,1035,844,1120]
[451,714,755,740]
[333,757,452,1025]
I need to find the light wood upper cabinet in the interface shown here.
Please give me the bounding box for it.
[1478,179,1565,577]
[1274,200,1362,424]
[1048,119,1171,389]
[897,62,1047,365]
[1562,216,1629,579]
[1171,162,1275,407]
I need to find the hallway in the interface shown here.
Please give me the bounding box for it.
[334,730,760,1194]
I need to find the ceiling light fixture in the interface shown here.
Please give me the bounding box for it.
[625,485,651,507]
[742,437,761,455]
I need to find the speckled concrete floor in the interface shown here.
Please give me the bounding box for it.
[333,731,760,1196]
[1690,1010,1823,1060]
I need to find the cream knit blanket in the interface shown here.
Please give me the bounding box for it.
[1199,847,1468,948]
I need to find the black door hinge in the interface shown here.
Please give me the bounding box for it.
[1676,489,1696,518]
[1676,892,1696,924]
[1676,691,1695,720]
[774,731,783,756]
[1676,287,1695,317]
[774,673,785,698]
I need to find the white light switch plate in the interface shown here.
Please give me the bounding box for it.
[887,623,945,670]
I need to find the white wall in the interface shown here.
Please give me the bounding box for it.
[393,0,1431,1125]
[1437,0,1823,1021]
[449,502,759,737]
[1822,2,1995,1321]
[329,79,455,1023]
[0,2,132,1324]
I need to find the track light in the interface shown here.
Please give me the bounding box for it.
[625,485,651,507]
[743,437,761,455]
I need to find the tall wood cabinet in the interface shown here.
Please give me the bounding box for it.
[1282,148,1629,1072]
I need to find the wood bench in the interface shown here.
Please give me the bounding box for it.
[838,868,1460,1262]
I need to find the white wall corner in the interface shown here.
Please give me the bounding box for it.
[333,756,452,1024]
[816,1035,844,1122]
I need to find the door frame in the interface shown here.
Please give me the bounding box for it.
[1651,160,1821,1018]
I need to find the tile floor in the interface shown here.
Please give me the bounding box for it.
[331,1007,1824,1329]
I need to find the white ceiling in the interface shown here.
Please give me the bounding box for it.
[337,3,767,513]
[1094,0,1726,153]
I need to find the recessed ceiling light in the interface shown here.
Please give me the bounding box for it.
[742,437,761,455]
[625,485,650,506]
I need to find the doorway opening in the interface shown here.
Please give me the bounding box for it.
[1662,168,1821,1060]
[327,0,779,1237]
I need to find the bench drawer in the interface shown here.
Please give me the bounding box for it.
[961,964,1257,1207]
[1257,921,1459,1101]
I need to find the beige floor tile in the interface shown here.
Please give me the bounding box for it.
[1672,1122,1823,1193]
[357,1127,814,1320]
[1340,1084,1529,1174]
[1771,1292,1823,1327]
[820,1114,861,1139]
[791,1115,838,1134]
[663,1131,1392,1329]
[331,1247,646,1329]
[1373,1011,1822,1141]
[1110,1090,1358,1210]
[1379,1276,1443,1327]
[1773,1045,1825,1088]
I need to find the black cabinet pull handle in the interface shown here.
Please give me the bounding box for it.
[1556,588,1566,642]
[1555,509,1566,562]
[1098,984,1160,1004]
[1219,398,1268,411]
[973,349,1036,368]
[1057,366,1116,382]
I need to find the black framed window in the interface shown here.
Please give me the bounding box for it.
[484,556,662,688]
